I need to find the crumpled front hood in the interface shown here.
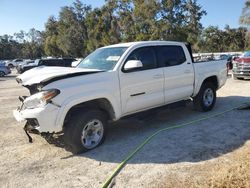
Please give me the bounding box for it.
[16,66,102,86]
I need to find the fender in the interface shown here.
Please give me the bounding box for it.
[54,90,122,132]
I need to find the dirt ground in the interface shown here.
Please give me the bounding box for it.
[0,71,250,188]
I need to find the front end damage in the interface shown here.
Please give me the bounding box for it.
[15,95,40,142]
[14,67,103,143]
[13,88,62,143]
[23,118,62,144]
[23,119,40,143]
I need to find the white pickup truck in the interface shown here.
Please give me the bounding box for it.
[13,41,227,153]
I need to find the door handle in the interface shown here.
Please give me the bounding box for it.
[153,74,163,79]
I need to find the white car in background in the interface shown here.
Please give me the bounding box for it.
[5,59,24,68]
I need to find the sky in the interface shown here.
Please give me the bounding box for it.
[0,0,246,36]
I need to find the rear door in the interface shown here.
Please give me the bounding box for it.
[155,45,195,104]
[119,46,165,115]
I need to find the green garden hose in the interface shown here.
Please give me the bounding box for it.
[102,103,248,188]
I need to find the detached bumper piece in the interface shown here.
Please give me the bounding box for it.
[23,118,40,143]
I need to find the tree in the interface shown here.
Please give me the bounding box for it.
[1,0,209,59]
[44,16,62,56]
[14,30,26,43]
[184,0,206,50]
[245,31,250,49]
[21,29,44,59]
[198,25,248,52]
[240,0,250,26]
[85,1,121,53]
[0,35,21,59]
[131,0,161,40]
[198,26,224,52]
[44,2,91,57]
[160,0,187,40]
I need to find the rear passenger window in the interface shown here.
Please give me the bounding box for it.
[156,46,186,67]
[125,47,157,71]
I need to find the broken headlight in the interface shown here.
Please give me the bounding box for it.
[23,89,60,109]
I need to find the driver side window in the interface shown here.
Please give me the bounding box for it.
[126,47,157,71]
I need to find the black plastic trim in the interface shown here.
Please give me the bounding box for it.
[130,92,146,97]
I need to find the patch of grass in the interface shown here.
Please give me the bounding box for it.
[158,142,250,188]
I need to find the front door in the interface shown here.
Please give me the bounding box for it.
[119,46,165,115]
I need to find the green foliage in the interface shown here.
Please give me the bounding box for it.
[240,0,250,26]
[42,0,206,56]
[198,25,248,52]
[245,31,250,50]
[0,0,249,60]
[0,29,44,60]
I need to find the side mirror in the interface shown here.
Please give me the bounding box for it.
[124,60,143,71]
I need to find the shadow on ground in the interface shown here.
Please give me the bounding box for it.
[44,96,250,164]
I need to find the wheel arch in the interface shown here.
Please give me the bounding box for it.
[194,75,219,97]
[8,63,14,68]
[202,76,219,90]
[63,98,116,128]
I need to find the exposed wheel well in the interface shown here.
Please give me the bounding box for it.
[202,76,218,90]
[8,64,14,68]
[63,98,115,127]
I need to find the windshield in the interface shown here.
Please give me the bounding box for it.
[77,47,128,71]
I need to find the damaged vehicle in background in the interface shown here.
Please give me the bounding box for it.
[13,41,228,154]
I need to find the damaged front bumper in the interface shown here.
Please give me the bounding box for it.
[13,96,62,142]
[23,121,39,143]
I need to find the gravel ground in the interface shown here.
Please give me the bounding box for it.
[0,71,250,188]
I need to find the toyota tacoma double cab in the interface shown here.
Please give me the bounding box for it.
[13,41,228,153]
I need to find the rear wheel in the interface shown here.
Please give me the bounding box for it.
[64,109,107,154]
[193,82,216,112]
[0,71,5,77]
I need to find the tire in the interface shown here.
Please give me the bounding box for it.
[193,82,216,112]
[18,69,23,74]
[0,71,5,77]
[233,74,243,80]
[8,64,14,69]
[64,109,107,154]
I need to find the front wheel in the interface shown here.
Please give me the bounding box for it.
[193,82,216,112]
[64,109,107,154]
